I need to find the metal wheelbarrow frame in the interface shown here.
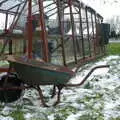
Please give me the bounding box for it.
[0,55,109,107]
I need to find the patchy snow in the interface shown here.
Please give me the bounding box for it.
[0,116,13,120]
[1,106,14,116]
[24,113,34,120]
[0,55,120,120]
[0,61,8,67]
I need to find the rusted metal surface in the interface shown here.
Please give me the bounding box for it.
[37,85,63,107]
[0,0,108,66]
[5,13,8,30]
[9,1,27,33]
[38,0,49,62]
[0,0,110,107]
[66,65,109,87]
[78,3,85,59]
[85,7,91,57]
[69,0,77,64]
[91,11,96,56]
[56,0,66,66]
[0,8,19,15]
[27,0,33,59]
[0,67,10,72]
[7,55,74,85]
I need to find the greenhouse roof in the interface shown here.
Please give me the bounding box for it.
[0,0,26,15]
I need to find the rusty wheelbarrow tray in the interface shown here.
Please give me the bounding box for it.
[5,55,109,107]
[7,55,74,86]
[6,55,74,107]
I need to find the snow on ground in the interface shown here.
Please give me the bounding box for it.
[0,55,120,120]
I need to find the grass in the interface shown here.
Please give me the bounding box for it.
[10,110,25,120]
[107,43,120,55]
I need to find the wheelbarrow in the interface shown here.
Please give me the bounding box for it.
[0,55,109,107]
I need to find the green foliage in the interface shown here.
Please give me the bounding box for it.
[110,117,120,120]
[78,114,104,120]
[10,110,25,120]
[107,43,120,55]
[84,82,93,89]
[54,106,77,120]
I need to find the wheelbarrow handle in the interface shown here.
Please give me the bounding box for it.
[66,65,109,87]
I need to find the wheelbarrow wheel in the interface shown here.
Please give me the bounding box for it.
[0,73,23,103]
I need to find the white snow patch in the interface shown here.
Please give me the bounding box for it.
[48,114,54,120]
[0,116,13,120]
[24,113,34,120]
[105,55,120,60]
[66,114,78,120]
[92,68,109,75]
[1,106,13,116]
[1,55,120,120]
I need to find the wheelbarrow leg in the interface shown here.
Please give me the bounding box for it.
[37,85,63,107]
[53,85,63,106]
[37,86,49,107]
[51,85,56,98]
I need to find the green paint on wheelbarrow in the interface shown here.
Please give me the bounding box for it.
[7,56,74,85]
